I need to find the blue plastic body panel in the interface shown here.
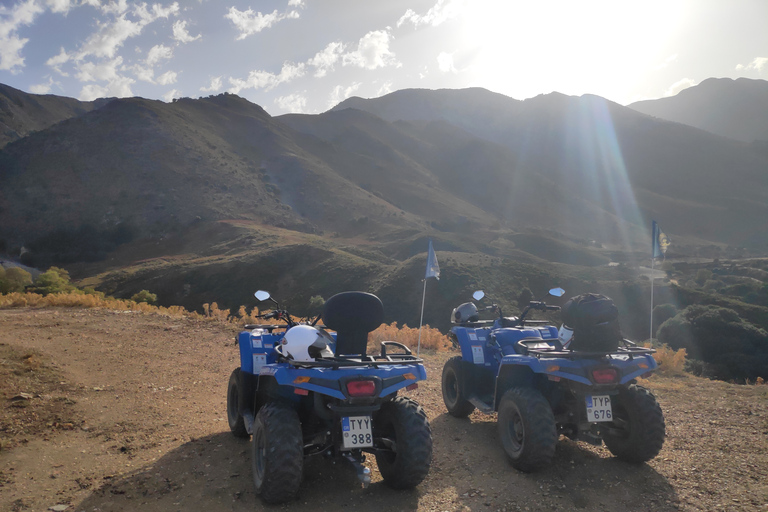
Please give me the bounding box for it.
[499,352,658,386]
[452,324,657,386]
[237,328,426,400]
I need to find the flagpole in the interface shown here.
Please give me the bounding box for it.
[417,278,427,356]
[650,255,655,342]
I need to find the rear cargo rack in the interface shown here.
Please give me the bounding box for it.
[284,353,423,369]
[525,345,656,360]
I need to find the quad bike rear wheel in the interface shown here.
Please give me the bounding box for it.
[497,387,557,472]
[226,368,249,438]
[374,396,432,489]
[442,356,476,418]
[602,384,665,463]
[251,401,304,503]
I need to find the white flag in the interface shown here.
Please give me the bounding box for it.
[425,239,440,280]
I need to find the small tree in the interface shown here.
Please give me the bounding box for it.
[30,267,74,295]
[131,290,157,305]
[0,266,33,293]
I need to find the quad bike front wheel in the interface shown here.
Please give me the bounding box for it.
[374,396,432,489]
[442,356,476,418]
[251,401,304,504]
[497,387,557,472]
[226,368,249,438]
[602,384,665,463]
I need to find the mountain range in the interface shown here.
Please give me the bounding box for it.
[0,78,767,326]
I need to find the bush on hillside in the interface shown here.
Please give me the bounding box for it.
[652,303,677,336]
[0,267,33,293]
[131,290,157,305]
[658,304,768,382]
[28,267,75,295]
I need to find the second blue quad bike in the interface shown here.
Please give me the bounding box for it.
[226,290,432,503]
[442,288,665,472]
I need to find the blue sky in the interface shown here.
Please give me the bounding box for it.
[1,0,767,115]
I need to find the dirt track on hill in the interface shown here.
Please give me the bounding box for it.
[1,307,767,512]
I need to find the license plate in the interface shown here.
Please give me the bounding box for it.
[585,395,613,422]
[342,416,373,449]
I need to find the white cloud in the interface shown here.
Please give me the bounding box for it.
[309,41,344,77]
[146,43,172,66]
[76,15,144,59]
[79,74,134,100]
[133,1,179,23]
[172,20,200,43]
[736,57,768,73]
[156,70,176,85]
[76,56,124,82]
[99,0,129,16]
[200,76,223,92]
[228,61,306,94]
[135,65,154,82]
[663,78,696,97]
[656,53,678,70]
[162,88,180,102]
[437,51,456,73]
[0,0,44,71]
[275,92,306,113]
[46,0,73,14]
[376,80,393,97]
[225,6,299,40]
[288,0,304,6]
[397,0,464,28]
[46,47,71,75]
[29,77,55,94]
[342,30,399,70]
[327,82,361,108]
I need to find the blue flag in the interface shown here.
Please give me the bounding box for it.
[425,239,440,280]
[652,221,670,259]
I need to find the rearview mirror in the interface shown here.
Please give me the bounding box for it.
[549,287,565,297]
[472,290,485,301]
[254,290,271,301]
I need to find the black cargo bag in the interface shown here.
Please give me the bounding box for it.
[561,293,622,352]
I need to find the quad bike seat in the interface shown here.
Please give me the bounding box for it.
[322,291,384,357]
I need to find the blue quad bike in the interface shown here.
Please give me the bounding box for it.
[226,290,432,503]
[442,288,665,472]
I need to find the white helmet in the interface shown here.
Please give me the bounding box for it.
[279,325,334,362]
[452,302,479,324]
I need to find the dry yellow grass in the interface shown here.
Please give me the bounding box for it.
[1,293,450,353]
[368,322,451,352]
[645,342,687,374]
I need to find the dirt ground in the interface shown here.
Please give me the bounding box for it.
[1,307,767,512]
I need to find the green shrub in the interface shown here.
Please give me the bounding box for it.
[131,290,157,305]
[29,267,75,295]
[0,266,33,293]
[658,304,768,382]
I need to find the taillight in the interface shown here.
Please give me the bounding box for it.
[591,368,618,384]
[346,380,377,397]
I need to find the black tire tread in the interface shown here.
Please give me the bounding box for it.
[374,396,433,489]
[497,387,557,472]
[252,401,303,503]
[227,368,249,438]
[603,384,665,463]
[442,356,476,418]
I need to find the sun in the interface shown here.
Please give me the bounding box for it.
[457,0,685,103]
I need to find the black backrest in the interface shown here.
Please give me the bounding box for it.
[322,292,384,357]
